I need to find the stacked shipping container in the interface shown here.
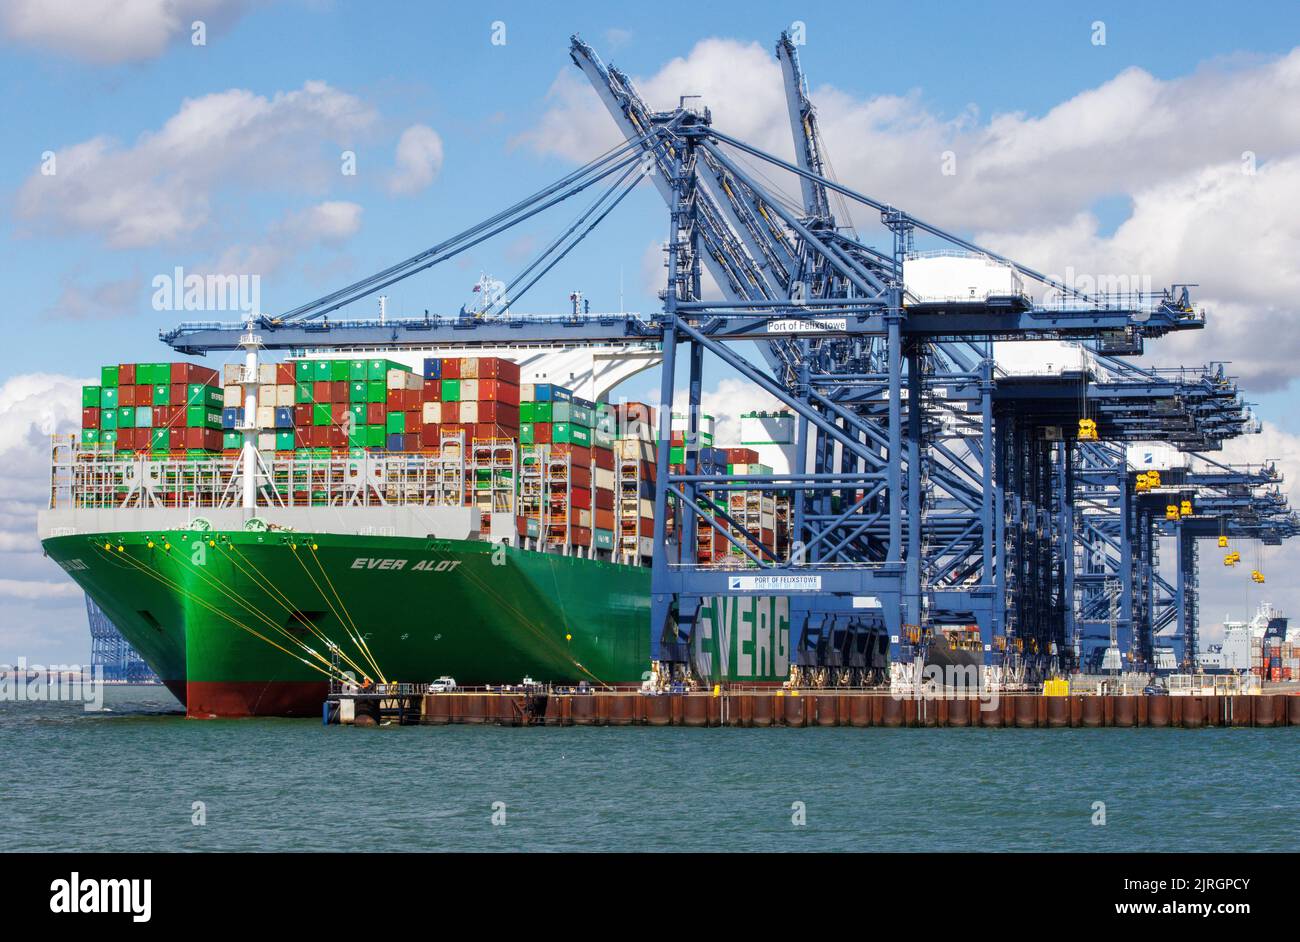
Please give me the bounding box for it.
[81,362,224,455]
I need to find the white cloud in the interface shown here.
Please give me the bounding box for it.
[0,579,81,600]
[15,81,376,249]
[42,274,143,321]
[0,0,255,65]
[387,124,444,196]
[202,200,363,278]
[520,40,1300,389]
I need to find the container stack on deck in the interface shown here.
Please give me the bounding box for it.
[81,362,224,455]
[71,356,792,564]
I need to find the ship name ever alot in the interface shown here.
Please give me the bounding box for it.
[350,557,462,572]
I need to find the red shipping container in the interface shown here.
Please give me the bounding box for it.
[441,423,466,441]
[118,363,136,385]
[419,425,441,448]
[294,403,312,426]
[312,381,331,403]
[477,401,519,428]
[328,426,346,449]
[332,381,349,403]
[761,528,775,546]
[169,362,218,385]
[478,378,520,403]
[82,407,99,429]
[570,526,592,546]
[276,363,295,384]
[169,428,185,450]
[532,423,553,444]
[386,389,404,410]
[639,516,654,534]
[118,385,137,407]
[571,486,592,510]
[477,357,521,384]
[594,488,614,512]
[181,427,208,449]
[441,358,461,379]
[135,384,152,405]
[592,446,614,471]
[638,459,657,482]
[422,379,442,402]
[295,427,310,448]
[552,443,591,466]
[571,466,591,489]
[595,508,616,531]
[168,383,185,405]
[153,405,171,426]
[725,447,760,464]
[331,403,349,424]
[366,403,385,425]
[471,422,513,440]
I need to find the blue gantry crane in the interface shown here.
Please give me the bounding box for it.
[160,34,1293,683]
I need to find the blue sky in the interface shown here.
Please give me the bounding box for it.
[3,0,1300,665]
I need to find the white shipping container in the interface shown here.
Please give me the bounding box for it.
[223,364,242,385]
[577,508,592,528]
[258,383,277,404]
[459,401,479,424]
[223,385,242,407]
[422,402,442,424]
[741,411,794,445]
[258,363,276,384]
[617,439,656,461]
[520,383,535,401]
[386,369,408,390]
[594,468,615,490]
[639,498,655,517]
[903,252,1024,303]
[276,385,295,407]
[406,372,423,392]
[460,379,479,401]
[257,432,277,451]
[256,405,276,429]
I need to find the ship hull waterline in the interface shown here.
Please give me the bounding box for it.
[43,530,653,718]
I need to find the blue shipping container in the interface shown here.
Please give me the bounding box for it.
[386,433,405,451]
[274,407,294,429]
[221,407,242,429]
[423,357,442,380]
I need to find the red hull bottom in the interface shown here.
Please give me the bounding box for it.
[186,680,329,718]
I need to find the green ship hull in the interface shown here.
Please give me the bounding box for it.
[42,530,651,717]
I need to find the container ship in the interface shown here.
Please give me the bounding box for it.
[40,342,799,717]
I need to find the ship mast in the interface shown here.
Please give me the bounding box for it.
[238,321,262,514]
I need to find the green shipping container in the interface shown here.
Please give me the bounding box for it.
[101,409,117,431]
[296,383,313,403]
[295,360,313,381]
[82,385,101,408]
[313,404,332,426]
[80,429,99,447]
[520,423,534,444]
[186,406,221,429]
[553,423,591,446]
[223,432,242,449]
[276,430,295,451]
[593,529,615,550]
[386,412,405,434]
[100,387,118,409]
[592,427,615,448]
[349,404,366,426]
[441,379,461,403]
[314,360,333,381]
[100,430,118,449]
[519,401,535,423]
[570,404,594,428]
[100,366,119,388]
[331,360,350,381]
[349,359,368,380]
[349,382,367,403]
[187,383,221,407]
[365,425,385,448]
[367,359,395,380]
[670,446,685,465]
[551,402,571,424]
[150,428,169,449]
[153,384,170,405]
[116,407,136,429]
[532,402,553,423]
[366,381,385,403]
